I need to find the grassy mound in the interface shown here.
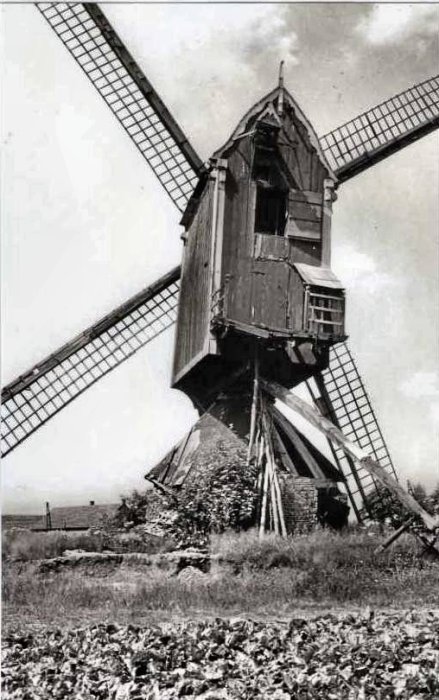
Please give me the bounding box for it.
[3,528,438,631]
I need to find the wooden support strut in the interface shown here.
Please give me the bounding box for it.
[375,517,416,553]
[144,476,179,504]
[247,348,260,465]
[260,378,439,532]
[259,436,269,538]
[259,398,287,537]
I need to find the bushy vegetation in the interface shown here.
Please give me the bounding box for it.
[4,611,439,699]
[2,530,97,562]
[111,490,170,529]
[211,526,424,571]
[116,443,259,548]
[362,481,439,528]
[169,443,257,547]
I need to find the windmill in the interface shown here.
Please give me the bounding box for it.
[2,4,438,540]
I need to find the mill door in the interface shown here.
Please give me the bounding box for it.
[251,187,325,333]
[251,233,291,331]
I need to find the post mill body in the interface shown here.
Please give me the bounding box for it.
[173,84,346,413]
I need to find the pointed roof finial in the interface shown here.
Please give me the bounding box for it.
[277,61,285,116]
[278,60,285,89]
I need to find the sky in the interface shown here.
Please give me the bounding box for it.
[1,2,438,514]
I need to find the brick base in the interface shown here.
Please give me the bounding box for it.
[280,476,319,534]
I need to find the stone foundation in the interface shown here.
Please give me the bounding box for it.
[281,476,319,533]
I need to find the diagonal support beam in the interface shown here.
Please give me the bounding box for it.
[260,378,438,532]
[270,405,328,481]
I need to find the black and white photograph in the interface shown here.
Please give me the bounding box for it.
[2,2,439,697]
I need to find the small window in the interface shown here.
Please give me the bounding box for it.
[305,287,345,338]
[255,187,287,236]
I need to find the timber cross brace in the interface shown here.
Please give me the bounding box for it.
[258,377,439,553]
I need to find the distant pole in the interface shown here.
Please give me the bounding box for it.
[45,501,52,530]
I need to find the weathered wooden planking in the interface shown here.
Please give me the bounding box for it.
[289,239,322,266]
[261,378,439,531]
[287,266,306,331]
[279,109,329,192]
[252,234,288,329]
[222,140,255,326]
[286,219,321,240]
[172,180,214,384]
[286,189,323,241]
[173,85,337,384]
[254,234,289,261]
[251,258,289,330]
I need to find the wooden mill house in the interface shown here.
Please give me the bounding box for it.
[150,74,350,533]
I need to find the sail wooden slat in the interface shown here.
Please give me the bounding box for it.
[1,268,180,457]
[320,75,439,181]
[37,3,203,211]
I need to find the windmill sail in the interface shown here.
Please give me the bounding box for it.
[320,75,439,181]
[1,268,180,457]
[3,63,437,456]
[306,343,398,520]
[37,3,203,211]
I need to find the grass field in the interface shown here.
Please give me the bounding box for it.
[3,528,439,633]
[3,528,439,699]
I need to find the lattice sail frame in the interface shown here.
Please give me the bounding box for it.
[37,2,202,212]
[321,74,439,180]
[307,343,398,521]
[1,269,180,457]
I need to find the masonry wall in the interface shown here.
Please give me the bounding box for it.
[280,475,319,533]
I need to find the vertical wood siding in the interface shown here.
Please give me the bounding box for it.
[172,181,214,383]
[221,140,255,326]
[221,101,330,335]
[174,94,336,390]
[287,267,306,331]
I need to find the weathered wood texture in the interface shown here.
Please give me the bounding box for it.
[174,90,339,393]
[149,409,246,488]
[287,266,305,331]
[289,239,322,266]
[286,189,323,240]
[172,181,214,384]
[221,98,330,335]
[279,109,328,192]
[261,378,438,531]
[221,140,255,327]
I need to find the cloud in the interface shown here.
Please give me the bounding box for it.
[167,7,299,158]
[332,244,401,295]
[356,4,439,46]
[430,402,439,426]
[400,372,439,400]
[107,5,299,160]
[400,371,439,427]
